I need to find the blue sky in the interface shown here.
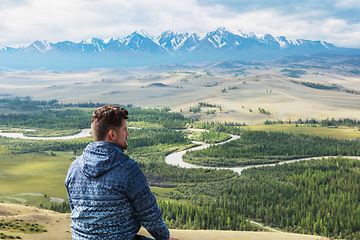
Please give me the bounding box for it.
[0,0,359,48]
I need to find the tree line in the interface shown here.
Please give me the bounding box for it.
[0,106,189,130]
[0,97,123,111]
[300,81,337,90]
[191,121,244,135]
[0,109,92,130]
[0,128,190,155]
[158,200,258,231]
[170,157,360,239]
[265,117,360,126]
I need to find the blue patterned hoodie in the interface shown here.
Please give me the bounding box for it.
[65,141,170,240]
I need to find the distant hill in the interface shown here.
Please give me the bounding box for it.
[1,27,359,69]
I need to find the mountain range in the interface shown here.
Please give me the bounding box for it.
[1,27,359,69]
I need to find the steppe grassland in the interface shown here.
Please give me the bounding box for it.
[0,66,359,125]
[0,147,72,208]
[246,124,360,140]
[0,144,178,207]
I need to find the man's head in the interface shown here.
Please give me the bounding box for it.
[91,105,130,149]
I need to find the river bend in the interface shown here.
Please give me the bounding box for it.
[165,129,360,175]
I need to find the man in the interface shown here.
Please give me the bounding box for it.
[65,105,177,240]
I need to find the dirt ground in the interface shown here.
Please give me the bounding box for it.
[0,203,71,240]
[0,203,330,240]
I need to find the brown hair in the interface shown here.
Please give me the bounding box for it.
[91,105,129,141]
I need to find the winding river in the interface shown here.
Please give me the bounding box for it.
[0,129,92,140]
[0,127,143,140]
[2,127,359,175]
[166,129,360,175]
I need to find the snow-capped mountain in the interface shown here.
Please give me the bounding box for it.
[79,38,106,52]
[0,46,19,52]
[0,27,357,69]
[157,31,201,53]
[195,27,261,51]
[123,30,165,54]
[27,40,52,52]
[2,27,338,54]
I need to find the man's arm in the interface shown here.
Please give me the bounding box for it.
[65,163,75,211]
[126,162,170,240]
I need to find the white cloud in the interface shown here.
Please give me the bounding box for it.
[0,0,359,48]
[335,0,360,9]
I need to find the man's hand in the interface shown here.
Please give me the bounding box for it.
[168,237,178,240]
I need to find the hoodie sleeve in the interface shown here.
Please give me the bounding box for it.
[126,161,170,240]
[65,158,78,211]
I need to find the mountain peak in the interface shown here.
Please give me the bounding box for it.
[237,30,257,39]
[80,38,104,44]
[216,26,230,33]
[133,29,153,40]
[30,40,52,52]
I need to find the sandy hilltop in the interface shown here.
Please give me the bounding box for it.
[0,203,329,240]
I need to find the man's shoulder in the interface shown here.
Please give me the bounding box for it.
[65,156,83,182]
[67,155,82,172]
[115,154,141,173]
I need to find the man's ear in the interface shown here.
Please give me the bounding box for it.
[108,129,116,141]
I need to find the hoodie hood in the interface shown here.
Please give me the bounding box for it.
[80,141,125,178]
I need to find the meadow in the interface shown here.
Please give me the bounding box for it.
[246,124,360,140]
[0,146,73,209]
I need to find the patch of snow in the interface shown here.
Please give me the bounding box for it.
[119,38,125,44]
[207,38,215,47]
[196,32,207,40]
[219,42,227,48]
[136,29,154,40]
[321,40,330,49]
[277,39,287,48]
[189,46,196,51]
[216,26,229,34]
[82,38,93,44]
[289,38,300,45]
[237,30,247,38]
[213,35,222,47]
[33,40,52,52]
[103,38,111,44]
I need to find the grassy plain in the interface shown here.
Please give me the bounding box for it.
[0,140,193,208]
[187,130,231,143]
[0,146,72,209]
[246,124,360,140]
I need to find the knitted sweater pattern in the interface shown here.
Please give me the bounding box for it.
[65,141,169,240]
